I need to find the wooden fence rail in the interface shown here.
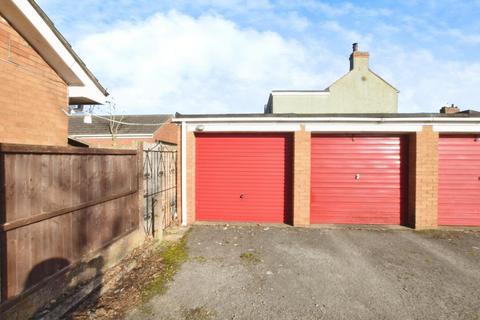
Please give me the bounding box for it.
[0,143,140,302]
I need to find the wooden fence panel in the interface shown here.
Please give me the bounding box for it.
[0,144,139,301]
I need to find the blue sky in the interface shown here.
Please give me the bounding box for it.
[37,0,480,114]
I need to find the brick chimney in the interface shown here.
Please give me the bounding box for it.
[349,43,369,71]
[440,104,460,114]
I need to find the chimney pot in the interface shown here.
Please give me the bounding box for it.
[349,43,368,71]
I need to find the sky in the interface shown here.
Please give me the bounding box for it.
[37,0,480,114]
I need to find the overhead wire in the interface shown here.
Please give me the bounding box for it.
[61,108,171,126]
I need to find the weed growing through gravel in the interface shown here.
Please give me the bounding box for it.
[240,251,260,264]
[183,306,215,320]
[141,236,188,303]
[191,255,207,263]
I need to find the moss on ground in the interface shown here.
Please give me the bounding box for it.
[182,306,215,320]
[191,255,207,263]
[240,251,260,264]
[141,235,189,303]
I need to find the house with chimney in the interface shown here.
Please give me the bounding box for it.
[265,43,399,114]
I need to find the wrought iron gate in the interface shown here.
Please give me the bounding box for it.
[143,143,177,237]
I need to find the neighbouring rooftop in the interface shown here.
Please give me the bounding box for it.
[69,114,172,136]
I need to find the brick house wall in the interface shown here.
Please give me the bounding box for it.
[153,122,179,145]
[0,14,68,146]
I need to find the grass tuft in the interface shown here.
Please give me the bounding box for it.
[240,251,261,264]
[141,236,188,303]
[183,306,215,320]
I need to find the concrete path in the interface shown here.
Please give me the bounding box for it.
[128,225,480,320]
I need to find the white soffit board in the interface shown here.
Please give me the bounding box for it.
[6,0,106,103]
[433,124,480,133]
[69,86,107,104]
[174,117,480,123]
[187,123,301,132]
[305,123,423,132]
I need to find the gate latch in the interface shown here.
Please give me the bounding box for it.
[355,174,360,180]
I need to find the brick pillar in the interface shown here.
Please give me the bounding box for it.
[293,126,311,226]
[186,131,196,225]
[408,125,439,229]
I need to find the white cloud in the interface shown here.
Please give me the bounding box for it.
[75,11,337,114]
[374,45,480,112]
[446,29,480,45]
[74,10,480,115]
[285,1,393,17]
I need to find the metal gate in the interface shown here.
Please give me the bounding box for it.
[143,143,177,237]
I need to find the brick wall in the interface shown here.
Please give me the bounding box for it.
[408,126,439,229]
[0,14,68,146]
[77,137,154,149]
[293,126,311,226]
[153,121,179,145]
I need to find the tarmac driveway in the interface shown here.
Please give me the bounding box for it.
[128,225,480,320]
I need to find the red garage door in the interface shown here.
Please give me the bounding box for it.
[196,133,292,223]
[311,135,406,225]
[439,135,480,226]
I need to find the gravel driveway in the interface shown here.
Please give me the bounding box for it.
[128,225,480,320]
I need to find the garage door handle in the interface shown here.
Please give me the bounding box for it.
[355,174,360,180]
[240,193,245,199]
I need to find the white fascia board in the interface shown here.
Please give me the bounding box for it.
[187,123,301,132]
[8,0,106,103]
[433,124,480,133]
[305,123,423,132]
[173,117,480,123]
[175,117,385,123]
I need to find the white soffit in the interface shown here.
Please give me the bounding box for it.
[433,124,480,133]
[305,123,423,132]
[174,117,480,123]
[183,122,480,133]
[186,123,301,132]
[2,0,107,104]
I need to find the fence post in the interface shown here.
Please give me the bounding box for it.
[137,142,145,236]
